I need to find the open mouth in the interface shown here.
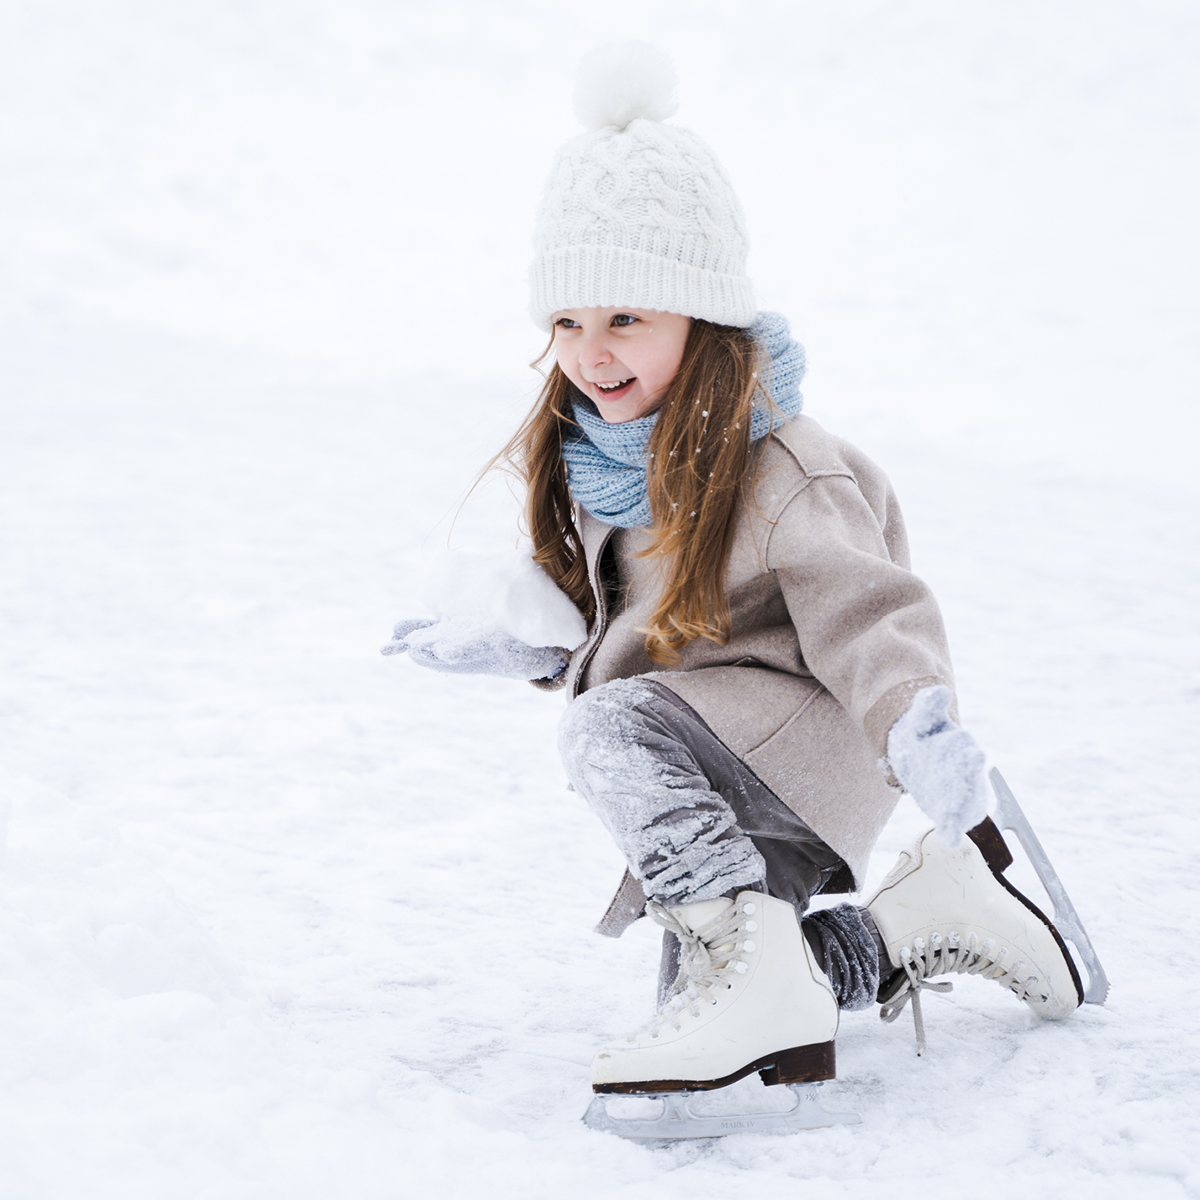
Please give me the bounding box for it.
[593,378,635,399]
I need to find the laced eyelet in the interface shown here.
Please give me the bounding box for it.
[882,926,1048,1054]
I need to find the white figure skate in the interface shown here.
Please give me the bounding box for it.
[583,891,861,1140]
[988,768,1109,1005]
[867,769,1108,1052]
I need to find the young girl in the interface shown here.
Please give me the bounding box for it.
[386,44,1089,1131]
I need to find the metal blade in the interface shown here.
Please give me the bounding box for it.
[583,1083,861,1141]
[989,767,1110,1004]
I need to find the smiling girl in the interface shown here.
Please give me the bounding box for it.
[385,44,1090,1133]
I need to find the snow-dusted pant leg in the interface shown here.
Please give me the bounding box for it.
[559,678,883,1009]
[559,678,767,905]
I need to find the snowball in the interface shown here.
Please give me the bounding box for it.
[419,548,588,650]
[572,41,679,131]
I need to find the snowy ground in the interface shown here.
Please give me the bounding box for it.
[2,2,1199,1197]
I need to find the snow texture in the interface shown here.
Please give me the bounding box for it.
[572,41,679,131]
[2,2,1200,1195]
[382,616,437,648]
[887,686,990,848]
[394,616,568,681]
[559,679,767,903]
[419,548,588,651]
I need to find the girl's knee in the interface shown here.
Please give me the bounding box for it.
[557,678,662,779]
[559,678,656,740]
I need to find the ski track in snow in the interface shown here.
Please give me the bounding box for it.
[2,2,1199,1196]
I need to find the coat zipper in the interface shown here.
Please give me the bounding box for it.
[569,525,616,700]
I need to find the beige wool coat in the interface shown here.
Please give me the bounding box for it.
[554,414,956,889]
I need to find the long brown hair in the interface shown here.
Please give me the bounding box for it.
[494,319,765,664]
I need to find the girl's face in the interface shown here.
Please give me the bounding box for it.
[552,307,691,423]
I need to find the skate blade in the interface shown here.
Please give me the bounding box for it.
[582,1083,861,1141]
[989,768,1110,1005]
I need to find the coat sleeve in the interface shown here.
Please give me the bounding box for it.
[765,471,956,758]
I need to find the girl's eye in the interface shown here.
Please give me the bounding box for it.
[554,317,581,329]
[611,313,637,327]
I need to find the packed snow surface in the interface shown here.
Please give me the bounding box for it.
[2,1,1199,1197]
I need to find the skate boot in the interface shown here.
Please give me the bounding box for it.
[584,892,860,1139]
[866,813,1085,1053]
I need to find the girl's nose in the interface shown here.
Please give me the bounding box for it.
[579,331,613,371]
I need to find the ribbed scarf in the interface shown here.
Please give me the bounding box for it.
[561,312,805,528]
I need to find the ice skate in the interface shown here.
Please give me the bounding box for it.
[988,769,1109,1005]
[867,769,1107,1052]
[583,891,860,1140]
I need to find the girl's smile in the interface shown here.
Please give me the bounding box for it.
[551,307,692,423]
[594,377,635,397]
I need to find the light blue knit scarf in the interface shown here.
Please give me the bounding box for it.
[561,312,805,528]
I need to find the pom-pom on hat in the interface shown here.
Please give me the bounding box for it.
[529,42,755,330]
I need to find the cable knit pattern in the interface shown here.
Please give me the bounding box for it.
[561,312,805,527]
[530,116,755,329]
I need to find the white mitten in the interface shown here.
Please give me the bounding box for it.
[886,685,989,848]
[382,616,568,681]
[381,547,586,683]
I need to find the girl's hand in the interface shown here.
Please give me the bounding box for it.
[886,686,990,848]
[381,616,569,682]
[381,618,438,653]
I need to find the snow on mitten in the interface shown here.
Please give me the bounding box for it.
[886,685,989,848]
[381,618,437,655]
[382,616,568,681]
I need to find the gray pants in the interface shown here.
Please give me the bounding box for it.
[559,677,881,1010]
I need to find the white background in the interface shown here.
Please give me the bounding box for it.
[1,2,1198,1196]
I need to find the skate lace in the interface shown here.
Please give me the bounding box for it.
[632,901,751,1038]
[880,930,1035,1054]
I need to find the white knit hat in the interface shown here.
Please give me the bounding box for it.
[528,43,756,330]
